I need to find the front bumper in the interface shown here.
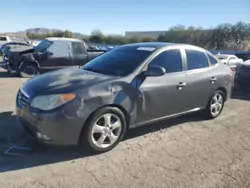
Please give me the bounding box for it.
[16,99,87,146]
[0,55,9,68]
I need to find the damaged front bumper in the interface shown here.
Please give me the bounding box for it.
[0,55,9,69]
[16,98,87,146]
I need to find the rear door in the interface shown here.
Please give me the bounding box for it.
[137,48,190,123]
[71,41,88,67]
[184,48,221,109]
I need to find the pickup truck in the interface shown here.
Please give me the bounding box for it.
[6,37,104,78]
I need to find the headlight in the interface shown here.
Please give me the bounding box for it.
[30,93,76,111]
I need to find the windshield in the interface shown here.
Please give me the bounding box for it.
[82,46,155,76]
[34,40,52,52]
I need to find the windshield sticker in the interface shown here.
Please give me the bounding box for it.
[137,47,155,51]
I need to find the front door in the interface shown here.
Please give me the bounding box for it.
[40,41,72,71]
[136,48,190,123]
[71,41,88,67]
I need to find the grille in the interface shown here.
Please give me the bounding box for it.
[17,89,30,108]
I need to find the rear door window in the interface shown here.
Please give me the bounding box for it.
[207,53,218,65]
[186,49,209,70]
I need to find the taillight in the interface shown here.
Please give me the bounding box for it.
[229,67,233,73]
[229,67,233,78]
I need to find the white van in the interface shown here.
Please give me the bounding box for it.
[0,36,12,45]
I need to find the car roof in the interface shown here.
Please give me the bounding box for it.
[235,51,250,55]
[216,54,234,57]
[122,42,207,51]
[46,37,82,42]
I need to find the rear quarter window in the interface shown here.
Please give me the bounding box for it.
[207,53,218,65]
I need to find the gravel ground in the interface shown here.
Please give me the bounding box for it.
[0,67,250,188]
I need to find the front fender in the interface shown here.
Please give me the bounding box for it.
[75,80,139,129]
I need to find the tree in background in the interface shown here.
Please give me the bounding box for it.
[157,22,250,50]
[89,29,105,43]
[26,30,74,39]
[26,22,250,50]
[63,30,74,38]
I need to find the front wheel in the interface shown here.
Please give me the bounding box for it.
[19,62,39,78]
[204,90,225,119]
[80,107,127,153]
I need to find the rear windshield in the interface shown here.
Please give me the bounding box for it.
[82,46,155,76]
[0,37,7,41]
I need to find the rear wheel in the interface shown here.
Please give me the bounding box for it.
[80,107,127,153]
[204,90,225,119]
[19,62,39,78]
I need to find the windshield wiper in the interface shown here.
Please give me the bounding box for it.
[84,68,118,76]
[84,68,103,74]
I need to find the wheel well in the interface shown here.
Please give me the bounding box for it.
[216,87,227,99]
[18,61,39,69]
[107,104,131,125]
[78,104,130,144]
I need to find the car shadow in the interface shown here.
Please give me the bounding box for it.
[0,110,203,173]
[0,70,9,78]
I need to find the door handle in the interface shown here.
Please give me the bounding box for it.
[177,82,187,88]
[210,77,217,81]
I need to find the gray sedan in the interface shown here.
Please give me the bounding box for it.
[16,42,233,153]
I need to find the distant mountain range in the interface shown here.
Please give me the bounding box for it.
[0,28,87,39]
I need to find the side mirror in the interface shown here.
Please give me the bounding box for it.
[143,65,166,77]
[46,51,53,56]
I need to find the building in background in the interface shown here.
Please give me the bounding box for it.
[125,31,167,38]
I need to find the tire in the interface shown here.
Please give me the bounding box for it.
[80,107,127,153]
[7,65,17,77]
[204,90,225,119]
[19,62,39,78]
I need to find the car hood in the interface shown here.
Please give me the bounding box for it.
[22,68,115,97]
[9,48,35,56]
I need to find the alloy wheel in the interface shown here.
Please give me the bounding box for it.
[210,93,223,117]
[91,113,122,149]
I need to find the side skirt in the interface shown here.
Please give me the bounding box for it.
[130,107,203,129]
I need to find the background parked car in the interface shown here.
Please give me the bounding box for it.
[235,60,250,92]
[16,42,233,153]
[6,37,105,78]
[215,54,243,69]
[235,51,250,61]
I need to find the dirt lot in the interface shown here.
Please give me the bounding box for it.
[0,67,250,188]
